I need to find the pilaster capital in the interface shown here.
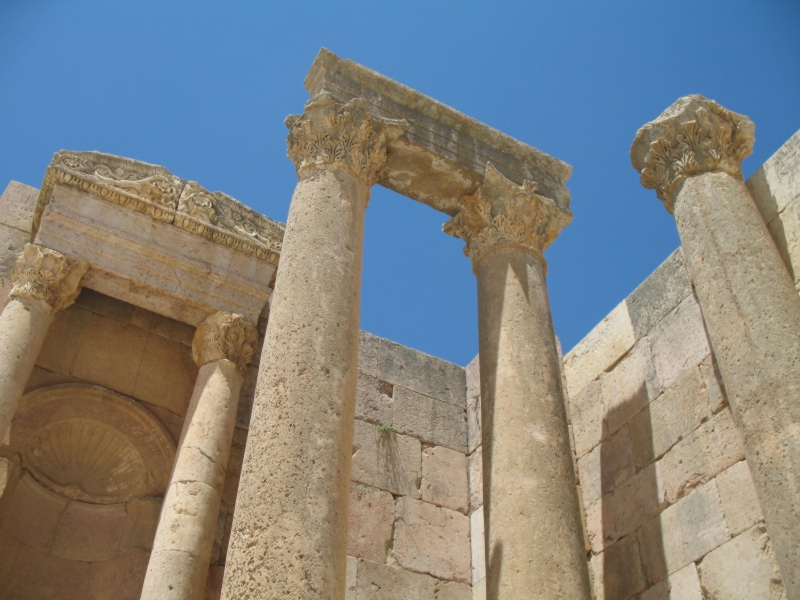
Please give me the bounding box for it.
[443,163,572,268]
[285,92,407,185]
[192,311,257,371]
[9,244,88,311]
[631,94,755,212]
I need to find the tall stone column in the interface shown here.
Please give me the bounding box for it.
[444,164,591,599]
[0,243,87,441]
[221,93,406,600]
[141,312,256,600]
[631,95,800,598]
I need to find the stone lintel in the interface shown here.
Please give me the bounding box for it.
[305,48,571,215]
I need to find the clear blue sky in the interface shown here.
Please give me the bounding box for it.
[2,1,798,366]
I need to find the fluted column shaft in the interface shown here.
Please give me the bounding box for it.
[632,95,800,598]
[142,312,256,600]
[221,93,406,600]
[445,164,591,599]
[0,244,86,441]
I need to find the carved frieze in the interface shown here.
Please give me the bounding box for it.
[285,92,407,185]
[443,163,572,267]
[9,244,88,310]
[192,311,258,371]
[631,95,755,212]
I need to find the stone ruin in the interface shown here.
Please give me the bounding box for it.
[0,48,798,600]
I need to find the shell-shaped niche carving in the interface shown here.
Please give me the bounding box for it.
[10,384,175,504]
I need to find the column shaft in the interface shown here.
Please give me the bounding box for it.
[477,248,591,599]
[673,171,800,597]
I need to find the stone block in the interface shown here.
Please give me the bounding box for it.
[394,497,471,584]
[75,288,136,323]
[656,408,744,505]
[119,496,162,552]
[698,354,727,414]
[716,460,764,537]
[2,473,68,551]
[393,386,467,452]
[569,378,606,459]
[351,418,421,497]
[356,371,394,425]
[377,336,466,406]
[436,580,472,600]
[346,555,357,600]
[0,527,22,591]
[204,565,224,600]
[467,394,481,454]
[564,301,636,399]
[355,558,437,599]
[628,367,710,469]
[140,400,185,443]
[637,562,704,600]
[422,446,468,514]
[86,553,130,600]
[24,365,86,396]
[0,222,31,297]
[638,480,729,582]
[347,482,394,563]
[626,249,693,340]
[71,312,149,396]
[0,180,39,231]
[52,500,127,562]
[697,523,786,599]
[746,128,800,224]
[578,425,636,507]
[132,332,198,416]
[601,339,661,436]
[10,543,90,600]
[588,533,646,600]
[768,194,800,283]
[470,507,486,584]
[468,445,483,512]
[648,295,711,391]
[358,330,381,378]
[466,355,480,404]
[472,577,486,600]
[36,304,94,374]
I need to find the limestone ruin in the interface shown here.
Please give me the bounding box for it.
[0,49,798,600]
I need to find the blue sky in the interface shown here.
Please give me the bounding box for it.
[1,1,798,366]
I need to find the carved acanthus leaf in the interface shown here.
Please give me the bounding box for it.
[631,95,755,212]
[443,163,572,267]
[286,92,408,184]
[9,244,88,311]
[192,311,258,371]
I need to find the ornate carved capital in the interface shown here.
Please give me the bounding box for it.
[443,163,572,267]
[9,244,88,311]
[192,311,257,371]
[285,92,407,185]
[631,95,755,212]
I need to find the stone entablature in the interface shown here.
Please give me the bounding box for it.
[34,151,284,263]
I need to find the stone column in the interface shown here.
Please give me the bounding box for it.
[631,95,800,598]
[444,164,591,599]
[0,243,87,441]
[221,93,406,600]
[142,311,256,600]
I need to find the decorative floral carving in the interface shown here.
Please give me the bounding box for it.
[192,311,258,371]
[9,244,88,310]
[443,163,572,267]
[631,95,755,212]
[176,182,284,263]
[285,92,407,184]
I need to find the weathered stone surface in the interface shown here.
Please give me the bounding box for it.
[569,378,606,459]
[347,483,394,563]
[626,249,692,340]
[133,332,198,417]
[355,558,437,600]
[466,355,480,403]
[638,480,729,582]
[564,301,636,399]
[346,555,357,600]
[51,500,127,562]
[467,395,481,455]
[716,460,764,536]
[119,496,162,553]
[0,222,31,300]
[468,445,482,512]
[393,386,467,452]
[578,425,635,507]
[9,543,90,600]
[637,562,704,600]
[436,580,472,600]
[0,181,39,232]
[351,418,422,498]
[394,497,471,584]
[422,446,468,514]
[648,295,711,391]
[601,339,660,436]
[589,533,646,600]
[697,523,786,599]
[358,330,381,378]
[698,354,727,414]
[746,128,800,225]
[628,367,710,469]
[768,194,800,283]
[356,372,393,425]
[2,473,68,551]
[472,578,486,600]
[76,287,136,323]
[470,506,486,584]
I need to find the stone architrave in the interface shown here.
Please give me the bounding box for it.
[141,312,256,600]
[221,93,406,600]
[631,95,800,598]
[444,164,591,599]
[0,244,87,441]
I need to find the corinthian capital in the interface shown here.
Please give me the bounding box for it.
[192,312,257,371]
[285,92,407,185]
[443,163,572,267]
[9,244,88,311]
[631,95,755,212]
